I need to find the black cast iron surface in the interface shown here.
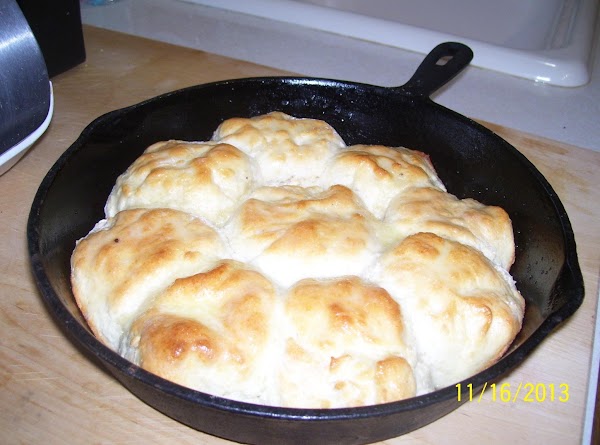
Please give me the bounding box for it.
[28,43,584,444]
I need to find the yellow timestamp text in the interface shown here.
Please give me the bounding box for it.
[456,382,570,403]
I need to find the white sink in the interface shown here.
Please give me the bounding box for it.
[182,0,598,87]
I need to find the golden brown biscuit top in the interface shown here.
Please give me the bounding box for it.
[212,111,346,186]
[105,140,254,226]
[226,185,378,286]
[71,208,225,346]
[125,260,279,404]
[385,186,515,268]
[322,144,446,218]
[375,232,524,392]
[280,277,416,407]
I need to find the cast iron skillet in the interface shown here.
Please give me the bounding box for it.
[28,42,584,445]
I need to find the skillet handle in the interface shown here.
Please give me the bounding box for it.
[399,42,473,97]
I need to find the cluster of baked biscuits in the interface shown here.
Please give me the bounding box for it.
[71,112,524,408]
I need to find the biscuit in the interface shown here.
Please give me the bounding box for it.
[373,232,524,392]
[385,186,515,268]
[105,140,255,226]
[71,208,226,348]
[212,111,345,186]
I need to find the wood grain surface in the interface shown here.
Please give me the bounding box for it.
[1,26,599,445]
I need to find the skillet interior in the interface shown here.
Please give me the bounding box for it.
[28,76,584,445]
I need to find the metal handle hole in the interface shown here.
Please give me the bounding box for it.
[436,55,454,66]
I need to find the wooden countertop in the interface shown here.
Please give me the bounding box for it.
[1,26,599,445]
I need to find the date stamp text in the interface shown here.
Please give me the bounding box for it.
[456,382,569,403]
